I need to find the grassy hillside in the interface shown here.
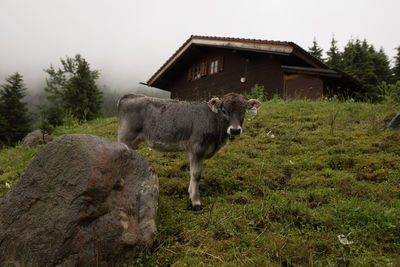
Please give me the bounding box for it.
[1,99,400,266]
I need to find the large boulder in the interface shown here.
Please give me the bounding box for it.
[0,134,159,266]
[388,112,400,130]
[21,129,52,146]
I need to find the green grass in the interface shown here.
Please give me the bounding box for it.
[1,99,400,266]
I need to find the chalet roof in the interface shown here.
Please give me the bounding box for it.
[281,65,341,77]
[147,35,330,86]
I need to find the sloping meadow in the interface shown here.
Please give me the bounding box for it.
[1,99,399,265]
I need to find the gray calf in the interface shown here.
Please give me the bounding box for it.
[117,93,261,210]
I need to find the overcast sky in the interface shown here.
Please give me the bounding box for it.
[0,0,399,93]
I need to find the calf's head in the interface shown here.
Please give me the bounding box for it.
[208,93,261,136]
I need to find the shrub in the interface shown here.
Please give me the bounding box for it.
[377,81,400,105]
[243,84,266,101]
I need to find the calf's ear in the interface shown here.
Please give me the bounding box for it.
[208,97,222,113]
[247,99,261,115]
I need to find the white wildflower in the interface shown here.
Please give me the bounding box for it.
[289,160,294,165]
[266,131,275,138]
[5,182,11,189]
[338,234,353,246]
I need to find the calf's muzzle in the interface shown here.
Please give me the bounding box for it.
[227,126,242,136]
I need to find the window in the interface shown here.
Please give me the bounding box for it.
[209,57,223,75]
[188,65,202,81]
[193,66,201,80]
[209,59,218,75]
[188,56,223,81]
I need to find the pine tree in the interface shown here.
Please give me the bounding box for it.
[342,39,377,100]
[0,102,8,147]
[42,54,103,125]
[370,47,391,83]
[392,46,400,82]
[326,35,343,70]
[308,37,324,61]
[0,73,31,145]
[341,39,392,101]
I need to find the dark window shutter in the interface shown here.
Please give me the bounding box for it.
[188,68,192,81]
[218,57,224,71]
[201,62,207,76]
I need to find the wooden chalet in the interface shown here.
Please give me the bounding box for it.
[145,35,359,100]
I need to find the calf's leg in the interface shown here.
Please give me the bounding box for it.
[188,154,204,211]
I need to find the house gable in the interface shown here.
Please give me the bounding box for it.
[146,35,360,100]
[147,36,295,87]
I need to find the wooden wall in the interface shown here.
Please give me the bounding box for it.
[284,74,323,100]
[166,47,284,100]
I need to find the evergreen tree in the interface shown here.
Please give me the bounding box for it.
[308,37,324,61]
[42,54,103,125]
[326,35,343,70]
[392,46,400,82]
[342,39,379,100]
[0,102,8,147]
[0,73,31,145]
[370,47,391,83]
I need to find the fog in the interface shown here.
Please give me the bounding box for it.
[1,0,399,97]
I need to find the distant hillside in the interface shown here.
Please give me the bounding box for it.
[1,99,399,266]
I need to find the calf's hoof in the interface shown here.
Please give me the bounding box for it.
[192,204,203,211]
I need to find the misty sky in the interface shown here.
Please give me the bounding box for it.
[0,0,399,93]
